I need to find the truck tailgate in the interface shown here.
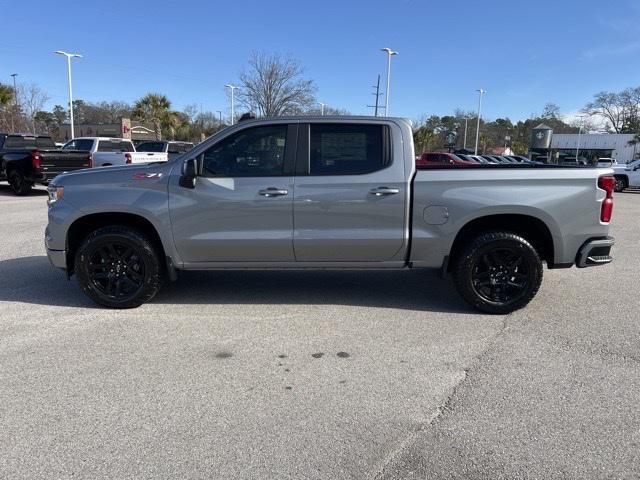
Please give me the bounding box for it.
[39,150,91,175]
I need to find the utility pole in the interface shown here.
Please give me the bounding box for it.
[474,89,486,155]
[217,110,223,125]
[367,74,383,116]
[318,102,326,116]
[10,73,18,132]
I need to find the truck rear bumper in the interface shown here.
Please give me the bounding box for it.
[576,236,614,268]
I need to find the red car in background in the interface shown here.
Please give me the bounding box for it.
[416,152,478,168]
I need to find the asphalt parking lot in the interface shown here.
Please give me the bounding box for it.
[0,184,638,479]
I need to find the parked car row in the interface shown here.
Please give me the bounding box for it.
[416,152,539,167]
[0,133,194,195]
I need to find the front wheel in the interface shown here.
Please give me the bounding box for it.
[452,232,543,314]
[75,226,164,308]
[8,170,32,196]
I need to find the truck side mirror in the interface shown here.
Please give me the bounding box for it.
[179,158,197,189]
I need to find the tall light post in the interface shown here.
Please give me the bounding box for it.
[474,88,486,155]
[10,73,18,132]
[54,51,82,139]
[381,48,398,117]
[319,102,326,116]
[225,84,239,125]
[217,110,223,125]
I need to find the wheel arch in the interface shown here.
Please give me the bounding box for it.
[66,212,167,274]
[447,213,555,272]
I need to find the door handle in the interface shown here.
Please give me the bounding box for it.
[259,187,288,197]
[370,187,400,196]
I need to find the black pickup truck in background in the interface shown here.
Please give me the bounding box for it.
[0,134,91,195]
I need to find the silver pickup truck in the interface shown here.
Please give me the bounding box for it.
[45,116,615,313]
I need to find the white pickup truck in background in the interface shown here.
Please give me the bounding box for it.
[135,140,195,160]
[61,137,169,167]
[612,159,640,192]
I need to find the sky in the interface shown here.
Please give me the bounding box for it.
[1,0,640,123]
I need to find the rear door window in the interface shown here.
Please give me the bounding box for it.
[309,124,388,175]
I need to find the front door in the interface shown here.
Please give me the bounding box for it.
[293,122,408,262]
[169,123,296,263]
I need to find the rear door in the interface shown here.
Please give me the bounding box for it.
[292,122,407,262]
[169,123,297,263]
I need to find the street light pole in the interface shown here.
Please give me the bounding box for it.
[224,84,239,125]
[319,102,325,116]
[10,73,18,132]
[381,48,398,117]
[474,89,486,155]
[54,51,82,139]
[217,110,223,125]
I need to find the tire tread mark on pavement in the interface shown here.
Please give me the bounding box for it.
[370,315,511,480]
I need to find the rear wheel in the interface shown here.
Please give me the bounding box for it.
[452,231,543,314]
[614,176,627,193]
[8,170,32,196]
[74,226,164,308]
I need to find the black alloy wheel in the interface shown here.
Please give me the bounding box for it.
[75,226,164,308]
[453,231,543,314]
[86,241,146,300]
[471,247,530,304]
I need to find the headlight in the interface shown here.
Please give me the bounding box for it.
[47,185,64,205]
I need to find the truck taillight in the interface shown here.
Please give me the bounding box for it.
[31,150,41,170]
[87,154,93,168]
[125,152,132,164]
[598,175,615,223]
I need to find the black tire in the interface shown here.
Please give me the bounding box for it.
[74,225,164,308]
[614,176,627,193]
[8,170,32,196]
[452,231,543,314]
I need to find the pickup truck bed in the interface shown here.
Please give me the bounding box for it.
[44,116,615,313]
[0,134,91,195]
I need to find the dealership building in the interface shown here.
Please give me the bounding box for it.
[529,124,638,165]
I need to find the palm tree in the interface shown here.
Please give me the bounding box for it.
[132,93,172,140]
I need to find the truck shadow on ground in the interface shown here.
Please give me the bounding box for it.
[0,256,474,314]
[0,184,48,197]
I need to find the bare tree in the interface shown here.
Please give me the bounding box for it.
[583,88,640,133]
[237,52,317,117]
[542,102,561,119]
[19,83,49,134]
